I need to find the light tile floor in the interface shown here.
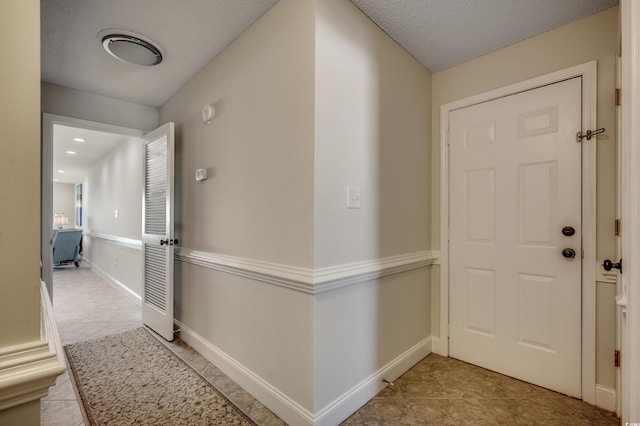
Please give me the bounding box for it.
[43,263,620,425]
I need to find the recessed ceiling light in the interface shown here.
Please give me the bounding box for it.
[73,138,85,142]
[66,151,76,155]
[99,29,163,66]
[53,179,59,182]
[57,170,65,174]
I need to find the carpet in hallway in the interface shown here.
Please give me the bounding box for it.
[65,327,255,425]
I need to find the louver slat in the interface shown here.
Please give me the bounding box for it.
[145,138,167,235]
[144,136,168,312]
[144,244,166,311]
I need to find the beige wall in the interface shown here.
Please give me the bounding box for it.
[159,0,432,419]
[313,0,432,413]
[84,139,143,239]
[83,137,145,297]
[53,183,76,228]
[0,0,43,423]
[430,6,619,388]
[159,0,316,412]
[159,0,315,268]
[0,0,41,348]
[42,83,158,131]
[314,0,431,267]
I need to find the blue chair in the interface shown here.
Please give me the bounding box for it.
[52,229,83,267]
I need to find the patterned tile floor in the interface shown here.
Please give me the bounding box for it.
[342,356,619,425]
[43,263,619,425]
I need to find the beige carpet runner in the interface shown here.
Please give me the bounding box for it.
[64,328,255,425]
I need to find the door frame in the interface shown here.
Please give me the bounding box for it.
[620,0,640,420]
[439,61,597,404]
[41,113,145,299]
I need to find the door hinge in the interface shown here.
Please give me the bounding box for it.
[447,323,450,337]
[615,349,621,368]
[616,88,621,106]
[446,130,451,146]
[615,219,621,236]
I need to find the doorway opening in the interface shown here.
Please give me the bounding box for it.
[42,113,146,305]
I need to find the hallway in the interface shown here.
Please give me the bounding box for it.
[43,264,619,425]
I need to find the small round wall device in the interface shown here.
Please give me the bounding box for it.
[202,104,215,124]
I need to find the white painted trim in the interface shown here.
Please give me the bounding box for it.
[175,248,438,294]
[621,0,640,421]
[439,61,598,402]
[313,251,439,293]
[83,236,436,295]
[89,260,142,306]
[314,337,431,426]
[0,282,66,411]
[40,280,65,369]
[595,385,616,413]
[176,248,315,293]
[175,321,315,426]
[596,261,618,284]
[176,320,432,426]
[430,335,442,355]
[84,232,142,251]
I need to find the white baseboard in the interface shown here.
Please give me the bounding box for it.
[431,336,444,356]
[595,385,616,412]
[175,321,315,426]
[314,336,432,426]
[177,321,432,426]
[90,261,142,307]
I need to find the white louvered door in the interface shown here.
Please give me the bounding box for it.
[142,122,175,341]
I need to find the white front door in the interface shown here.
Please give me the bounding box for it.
[449,77,582,397]
[142,122,175,341]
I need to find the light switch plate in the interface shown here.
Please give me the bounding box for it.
[347,186,361,209]
[195,168,208,181]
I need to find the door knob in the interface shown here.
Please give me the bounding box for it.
[562,226,575,237]
[562,248,576,259]
[603,259,622,272]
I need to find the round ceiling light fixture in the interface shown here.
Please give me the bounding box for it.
[99,30,163,66]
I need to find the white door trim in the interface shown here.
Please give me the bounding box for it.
[439,61,597,404]
[620,0,640,420]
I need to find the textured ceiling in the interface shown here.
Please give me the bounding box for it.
[351,0,619,72]
[41,0,620,109]
[41,0,279,107]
